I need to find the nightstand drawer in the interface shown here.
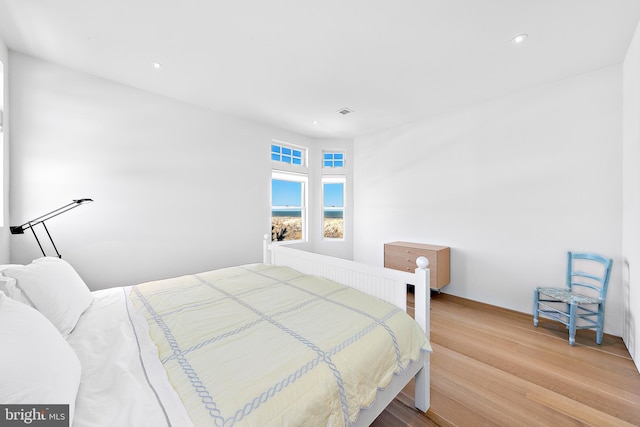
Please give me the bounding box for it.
[384,242,450,290]
[384,253,418,271]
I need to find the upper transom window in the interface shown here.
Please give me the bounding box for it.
[272,142,305,166]
[323,151,345,168]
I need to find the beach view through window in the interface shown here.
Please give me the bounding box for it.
[323,182,344,239]
[271,176,344,242]
[271,179,304,241]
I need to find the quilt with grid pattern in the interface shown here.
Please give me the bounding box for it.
[129,263,430,427]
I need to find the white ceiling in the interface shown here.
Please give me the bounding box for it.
[0,0,639,139]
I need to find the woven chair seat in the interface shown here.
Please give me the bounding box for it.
[537,287,601,305]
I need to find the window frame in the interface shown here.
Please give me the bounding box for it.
[271,170,308,243]
[321,176,346,241]
[0,60,4,227]
[272,141,307,167]
[322,150,345,169]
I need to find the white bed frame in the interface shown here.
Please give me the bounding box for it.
[262,237,431,426]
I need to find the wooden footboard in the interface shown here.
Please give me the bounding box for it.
[262,236,431,420]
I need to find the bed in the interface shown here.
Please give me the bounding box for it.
[0,237,431,426]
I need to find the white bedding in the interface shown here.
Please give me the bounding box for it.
[66,287,193,427]
[62,264,429,427]
[2,251,430,427]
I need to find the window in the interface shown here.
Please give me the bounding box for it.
[322,177,345,239]
[271,172,307,242]
[0,60,4,227]
[272,142,305,166]
[323,151,345,168]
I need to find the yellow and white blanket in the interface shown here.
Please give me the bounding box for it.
[129,263,430,426]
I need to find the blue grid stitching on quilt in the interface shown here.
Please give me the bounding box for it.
[162,287,347,363]
[231,353,324,424]
[195,274,351,426]
[249,267,406,371]
[326,308,400,358]
[161,317,264,364]
[132,286,226,426]
[234,307,402,427]
[160,283,276,318]
[134,282,203,298]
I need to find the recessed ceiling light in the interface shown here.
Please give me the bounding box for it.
[151,62,163,69]
[510,34,528,45]
[312,120,318,125]
[337,107,353,115]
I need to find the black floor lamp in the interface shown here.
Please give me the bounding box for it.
[10,198,93,258]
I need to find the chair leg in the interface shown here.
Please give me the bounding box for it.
[596,303,605,345]
[569,303,577,346]
[533,289,539,327]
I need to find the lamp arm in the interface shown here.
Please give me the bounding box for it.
[9,198,93,259]
[41,222,62,258]
[29,223,46,257]
[10,199,93,234]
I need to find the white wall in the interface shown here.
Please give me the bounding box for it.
[9,52,312,289]
[0,35,8,264]
[623,20,640,370]
[353,66,624,336]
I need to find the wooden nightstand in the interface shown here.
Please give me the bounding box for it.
[384,241,450,291]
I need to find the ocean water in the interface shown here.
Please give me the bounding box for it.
[272,210,343,219]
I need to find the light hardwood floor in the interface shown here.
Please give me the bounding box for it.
[371,293,640,426]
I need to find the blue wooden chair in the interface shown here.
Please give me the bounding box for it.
[533,252,613,345]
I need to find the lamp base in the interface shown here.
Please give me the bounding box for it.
[10,226,25,235]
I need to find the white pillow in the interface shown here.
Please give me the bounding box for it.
[3,257,93,336]
[0,274,36,307]
[0,292,81,421]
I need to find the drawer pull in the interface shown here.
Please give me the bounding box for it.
[406,258,410,262]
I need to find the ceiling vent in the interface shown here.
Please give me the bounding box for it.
[337,107,353,115]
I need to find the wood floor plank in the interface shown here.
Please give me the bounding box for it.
[371,293,640,426]
[372,398,439,427]
[431,343,586,426]
[431,296,636,381]
[430,320,640,408]
[431,310,640,416]
[526,389,638,427]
